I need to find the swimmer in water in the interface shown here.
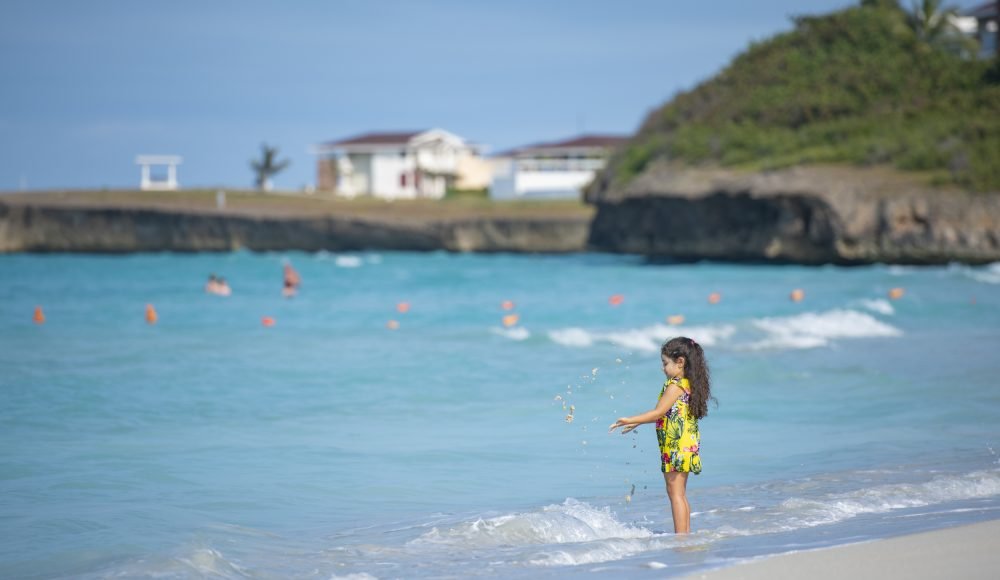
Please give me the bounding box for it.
[282,262,301,298]
[205,274,220,294]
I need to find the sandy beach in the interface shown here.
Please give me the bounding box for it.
[689,518,1000,580]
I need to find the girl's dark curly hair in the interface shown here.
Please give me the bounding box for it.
[661,336,714,420]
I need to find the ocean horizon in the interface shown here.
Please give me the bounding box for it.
[2,251,999,578]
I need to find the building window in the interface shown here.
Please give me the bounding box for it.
[400,173,407,187]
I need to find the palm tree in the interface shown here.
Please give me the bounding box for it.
[906,0,978,56]
[250,143,291,191]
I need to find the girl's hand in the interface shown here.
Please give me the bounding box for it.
[620,424,639,434]
[608,417,631,433]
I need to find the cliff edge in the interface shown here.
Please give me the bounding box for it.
[0,198,591,254]
[586,3,1000,264]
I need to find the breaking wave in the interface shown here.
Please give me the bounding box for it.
[965,262,1000,284]
[548,324,736,353]
[404,469,1000,567]
[548,309,901,352]
[747,309,902,350]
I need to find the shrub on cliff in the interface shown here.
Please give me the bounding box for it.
[607,1,1000,191]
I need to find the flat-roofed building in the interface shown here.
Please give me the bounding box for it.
[490,134,629,200]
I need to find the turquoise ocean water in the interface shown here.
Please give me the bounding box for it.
[1,252,999,578]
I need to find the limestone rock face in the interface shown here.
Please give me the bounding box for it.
[0,202,591,254]
[586,163,1000,264]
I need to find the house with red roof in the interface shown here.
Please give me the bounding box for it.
[312,129,488,199]
[489,134,630,200]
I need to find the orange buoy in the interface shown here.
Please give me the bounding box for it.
[502,314,520,327]
[790,289,805,302]
[261,316,275,327]
[608,294,624,306]
[708,292,721,304]
[145,304,158,325]
[33,306,45,325]
[667,314,685,326]
[501,300,515,311]
[386,319,400,330]
[396,302,410,314]
[888,287,905,300]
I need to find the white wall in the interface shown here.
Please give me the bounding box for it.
[490,166,595,200]
[517,170,593,198]
[371,153,411,199]
[344,154,372,197]
[336,135,472,199]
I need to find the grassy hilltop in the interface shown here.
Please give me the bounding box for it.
[608,1,1000,192]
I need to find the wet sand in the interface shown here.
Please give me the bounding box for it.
[688,519,1000,580]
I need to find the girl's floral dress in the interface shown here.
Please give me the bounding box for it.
[655,377,702,474]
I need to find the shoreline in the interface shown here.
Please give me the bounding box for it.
[0,192,593,254]
[687,518,1000,580]
[3,188,1000,264]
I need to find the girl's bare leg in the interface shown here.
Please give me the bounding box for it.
[664,472,691,533]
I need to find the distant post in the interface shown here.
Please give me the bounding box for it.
[136,155,183,191]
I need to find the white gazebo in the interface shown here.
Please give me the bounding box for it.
[135,155,182,191]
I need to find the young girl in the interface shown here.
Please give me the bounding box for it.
[609,336,713,533]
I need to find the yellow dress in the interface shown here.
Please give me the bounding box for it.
[655,377,702,474]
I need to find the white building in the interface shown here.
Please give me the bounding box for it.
[490,135,629,200]
[312,129,488,199]
[962,2,998,59]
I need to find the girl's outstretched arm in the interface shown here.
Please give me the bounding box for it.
[609,384,685,433]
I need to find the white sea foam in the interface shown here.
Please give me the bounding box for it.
[335,255,364,268]
[408,499,652,549]
[407,470,1000,566]
[177,548,250,577]
[966,262,1000,284]
[857,298,895,315]
[548,309,899,353]
[97,546,252,579]
[757,469,1000,533]
[548,327,594,348]
[747,309,902,350]
[887,265,917,276]
[492,326,530,341]
[548,324,736,353]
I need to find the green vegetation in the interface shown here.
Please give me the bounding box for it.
[444,186,489,200]
[250,143,291,191]
[612,1,1000,191]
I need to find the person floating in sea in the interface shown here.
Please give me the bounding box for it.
[205,273,232,296]
[609,336,714,534]
[282,262,301,298]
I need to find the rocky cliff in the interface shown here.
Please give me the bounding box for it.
[583,2,1000,265]
[586,164,1000,265]
[0,201,590,254]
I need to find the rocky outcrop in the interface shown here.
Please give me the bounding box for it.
[585,164,1000,265]
[0,201,590,254]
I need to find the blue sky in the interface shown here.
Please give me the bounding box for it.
[0,0,985,191]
